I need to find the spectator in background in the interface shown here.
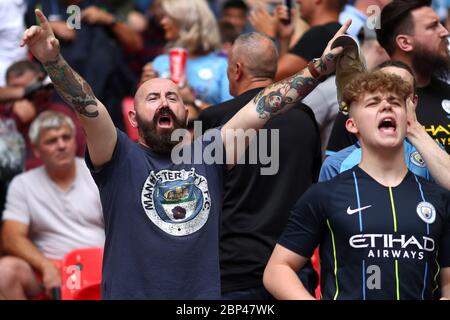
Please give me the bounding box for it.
[0,111,104,300]
[221,0,249,34]
[134,0,154,13]
[0,115,25,220]
[199,32,321,299]
[274,0,345,81]
[126,0,166,79]
[141,0,232,122]
[0,0,27,87]
[218,20,240,57]
[26,0,143,132]
[339,0,391,38]
[0,61,86,170]
[208,0,228,17]
[327,0,450,155]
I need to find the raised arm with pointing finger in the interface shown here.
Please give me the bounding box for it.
[23,9,351,169]
[221,19,351,164]
[21,9,117,168]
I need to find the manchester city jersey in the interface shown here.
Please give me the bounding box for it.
[279,166,450,300]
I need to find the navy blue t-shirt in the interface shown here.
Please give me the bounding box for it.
[280,166,450,300]
[86,129,224,299]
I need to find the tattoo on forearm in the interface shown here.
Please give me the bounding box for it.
[318,53,334,75]
[252,69,318,119]
[43,55,99,118]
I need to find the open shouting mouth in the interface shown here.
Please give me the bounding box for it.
[378,116,397,135]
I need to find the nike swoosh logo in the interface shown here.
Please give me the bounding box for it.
[347,205,372,215]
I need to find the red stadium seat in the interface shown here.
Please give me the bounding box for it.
[60,247,103,300]
[311,247,321,299]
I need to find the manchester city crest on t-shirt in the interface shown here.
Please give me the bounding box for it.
[416,201,436,224]
[141,169,211,236]
[410,151,426,168]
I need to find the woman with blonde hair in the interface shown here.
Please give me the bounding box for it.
[142,0,232,120]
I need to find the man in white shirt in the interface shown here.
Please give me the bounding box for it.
[0,0,27,87]
[0,111,104,300]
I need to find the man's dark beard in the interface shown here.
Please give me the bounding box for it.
[412,41,450,81]
[136,107,186,154]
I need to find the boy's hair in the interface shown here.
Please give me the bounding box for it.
[342,70,412,112]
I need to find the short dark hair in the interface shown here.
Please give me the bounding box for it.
[6,60,42,81]
[376,0,432,56]
[376,60,417,94]
[222,0,248,13]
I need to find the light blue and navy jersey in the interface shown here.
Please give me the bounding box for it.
[319,141,432,182]
[279,166,450,300]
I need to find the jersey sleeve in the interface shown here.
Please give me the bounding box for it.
[439,191,450,267]
[85,129,132,187]
[278,183,326,258]
[2,176,31,225]
[319,155,341,182]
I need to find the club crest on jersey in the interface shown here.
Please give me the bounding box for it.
[141,169,211,236]
[410,151,426,168]
[441,99,450,114]
[416,201,436,224]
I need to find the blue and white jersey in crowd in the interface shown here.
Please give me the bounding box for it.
[320,140,432,182]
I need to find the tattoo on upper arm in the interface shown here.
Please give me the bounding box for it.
[43,55,99,118]
[252,70,317,119]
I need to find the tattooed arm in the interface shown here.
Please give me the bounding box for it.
[21,9,116,167]
[221,20,351,167]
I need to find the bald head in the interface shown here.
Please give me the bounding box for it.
[230,32,278,80]
[134,78,182,108]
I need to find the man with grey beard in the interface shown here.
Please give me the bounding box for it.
[328,0,450,155]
